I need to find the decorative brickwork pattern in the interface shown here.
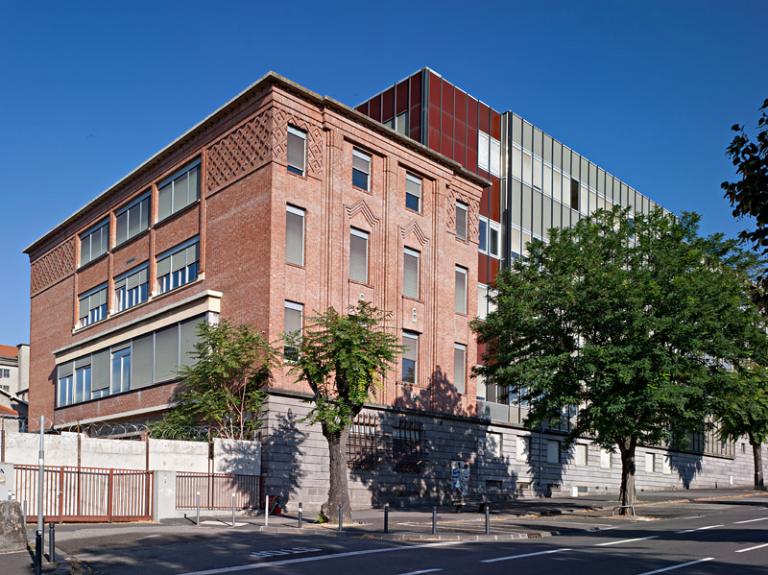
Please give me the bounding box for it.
[30,238,75,295]
[272,107,323,177]
[206,109,273,193]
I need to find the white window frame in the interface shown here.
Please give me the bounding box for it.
[405,173,422,213]
[402,331,419,385]
[490,136,501,177]
[156,237,199,294]
[352,148,371,191]
[478,131,490,172]
[285,205,306,266]
[478,217,501,259]
[455,200,468,240]
[349,228,370,284]
[454,265,468,314]
[453,342,466,393]
[157,159,201,222]
[115,191,150,246]
[287,125,307,176]
[114,264,149,313]
[403,247,420,299]
[79,219,109,267]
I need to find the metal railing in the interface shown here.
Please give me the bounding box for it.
[176,472,259,510]
[15,464,152,523]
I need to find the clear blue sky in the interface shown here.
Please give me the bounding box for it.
[1,0,765,345]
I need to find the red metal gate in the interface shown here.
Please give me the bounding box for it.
[14,464,153,523]
[176,472,259,510]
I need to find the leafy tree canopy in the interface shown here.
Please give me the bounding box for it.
[473,207,765,506]
[151,321,275,440]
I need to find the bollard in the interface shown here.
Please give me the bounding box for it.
[231,493,236,527]
[195,491,200,526]
[432,506,437,535]
[298,502,303,529]
[337,504,343,533]
[48,523,56,563]
[484,504,490,536]
[384,503,389,534]
[34,530,42,575]
[264,495,269,527]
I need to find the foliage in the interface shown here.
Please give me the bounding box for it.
[286,301,401,433]
[472,207,765,505]
[722,98,768,267]
[719,364,768,447]
[151,321,275,440]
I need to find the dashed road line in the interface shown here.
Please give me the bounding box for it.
[595,535,658,547]
[635,557,714,575]
[177,541,462,575]
[735,542,768,553]
[481,548,572,563]
[396,570,443,575]
[676,523,723,534]
[734,516,768,525]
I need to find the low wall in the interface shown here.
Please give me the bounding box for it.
[0,431,260,475]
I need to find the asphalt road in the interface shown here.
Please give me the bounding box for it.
[46,497,768,574]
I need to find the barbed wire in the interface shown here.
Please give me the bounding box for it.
[55,421,227,441]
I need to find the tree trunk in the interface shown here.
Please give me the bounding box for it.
[321,424,353,522]
[750,434,765,490]
[618,437,638,515]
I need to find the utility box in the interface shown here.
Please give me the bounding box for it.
[0,463,14,501]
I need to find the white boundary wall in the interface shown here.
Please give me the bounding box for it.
[1,431,260,475]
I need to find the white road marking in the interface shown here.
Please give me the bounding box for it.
[481,548,572,563]
[675,523,723,534]
[596,535,658,547]
[734,516,768,524]
[735,542,768,553]
[177,542,462,575]
[396,570,443,575]
[635,557,714,574]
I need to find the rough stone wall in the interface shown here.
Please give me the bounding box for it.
[263,394,768,513]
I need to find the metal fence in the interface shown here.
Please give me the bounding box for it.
[15,464,153,523]
[176,472,260,510]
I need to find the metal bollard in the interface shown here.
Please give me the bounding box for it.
[264,495,269,527]
[298,502,303,529]
[195,491,200,526]
[231,493,236,527]
[34,530,42,575]
[484,504,490,535]
[432,506,437,535]
[384,503,389,534]
[337,504,343,533]
[48,523,56,563]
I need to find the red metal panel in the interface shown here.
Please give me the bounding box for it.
[382,87,395,122]
[478,253,491,285]
[396,80,409,114]
[490,179,501,222]
[428,72,442,151]
[410,72,422,142]
[428,72,441,111]
[455,90,467,124]
[356,102,368,115]
[478,101,490,134]
[491,110,502,140]
[489,256,500,281]
[480,186,491,218]
[370,94,382,122]
[441,83,454,158]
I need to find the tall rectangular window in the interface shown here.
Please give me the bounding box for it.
[454,265,467,314]
[570,178,580,211]
[156,239,199,294]
[283,301,304,361]
[516,436,530,462]
[479,217,488,253]
[74,359,91,404]
[575,444,588,466]
[287,126,306,175]
[546,440,560,464]
[477,284,488,319]
[455,201,468,240]
[115,192,150,245]
[395,112,408,136]
[111,346,131,395]
[645,452,655,473]
[285,205,305,266]
[114,265,149,312]
[478,131,490,172]
[80,219,109,266]
[403,247,420,299]
[600,448,612,469]
[349,228,369,284]
[405,173,422,212]
[56,363,73,407]
[157,160,200,222]
[78,285,107,328]
[402,331,418,385]
[489,137,501,177]
[489,221,500,258]
[453,343,466,394]
[154,324,180,383]
[352,149,371,191]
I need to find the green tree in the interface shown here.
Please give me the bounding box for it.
[719,362,768,490]
[473,207,762,511]
[286,301,400,521]
[722,98,768,265]
[152,321,275,440]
